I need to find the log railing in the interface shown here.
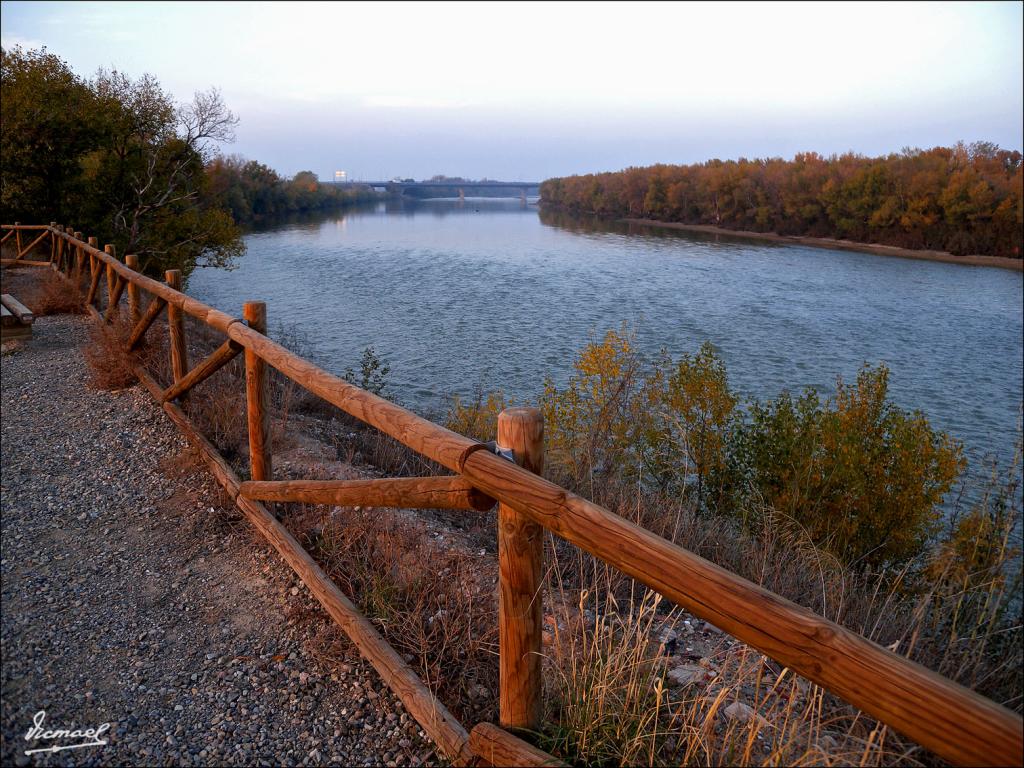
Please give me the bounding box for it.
[3,223,1021,767]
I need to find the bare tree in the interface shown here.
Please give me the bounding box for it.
[86,71,242,275]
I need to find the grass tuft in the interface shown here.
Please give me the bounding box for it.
[83,316,137,390]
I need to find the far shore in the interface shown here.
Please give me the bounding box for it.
[620,218,1023,271]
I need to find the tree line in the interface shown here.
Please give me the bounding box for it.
[205,157,378,223]
[540,145,1023,258]
[0,46,374,279]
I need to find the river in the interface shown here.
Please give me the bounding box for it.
[188,198,1024,482]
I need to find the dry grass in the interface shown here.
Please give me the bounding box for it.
[18,268,85,316]
[183,355,250,466]
[296,502,499,724]
[539,546,917,766]
[1,338,27,356]
[532,471,1021,767]
[326,416,445,478]
[82,316,137,390]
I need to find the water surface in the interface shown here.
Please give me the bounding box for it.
[189,199,1024,479]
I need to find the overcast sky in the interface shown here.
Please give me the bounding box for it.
[2,1,1021,181]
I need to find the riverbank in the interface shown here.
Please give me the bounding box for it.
[620,218,1024,271]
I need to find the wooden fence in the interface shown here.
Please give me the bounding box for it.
[2,223,1021,767]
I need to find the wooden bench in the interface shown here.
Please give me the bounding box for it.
[1,293,34,341]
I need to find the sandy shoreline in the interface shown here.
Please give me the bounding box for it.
[620,218,1023,271]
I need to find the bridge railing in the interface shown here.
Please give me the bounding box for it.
[3,222,1022,767]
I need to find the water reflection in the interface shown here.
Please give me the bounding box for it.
[539,208,787,248]
[191,199,1024,486]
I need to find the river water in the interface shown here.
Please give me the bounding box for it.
[188,198,1024,480]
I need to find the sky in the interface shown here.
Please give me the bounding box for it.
[2,1,1021,182]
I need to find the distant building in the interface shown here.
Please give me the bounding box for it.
[334,170,347,184]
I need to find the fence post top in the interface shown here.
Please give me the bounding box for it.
[497,407,544,474]
[499,406,542,421]
[498,407,544,434]
[242,301,267,330]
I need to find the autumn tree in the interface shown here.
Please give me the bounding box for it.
[540,326,648,494]
[540,143,1024,258]
[1,46,242,278]
[80,70,242,275]
[0,47,99,223]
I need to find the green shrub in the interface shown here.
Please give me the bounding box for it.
[343,345,391,398]
[728,364,965,568]
[642,341,737,506]
[442,328,968,572]
[445,386,511,442]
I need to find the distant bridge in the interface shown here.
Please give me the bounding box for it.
[348,180,541,200]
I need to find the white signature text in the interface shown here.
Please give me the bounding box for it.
[24,710,110,755]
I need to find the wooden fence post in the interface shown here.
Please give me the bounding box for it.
[85,238,100,306]
[57,226,67,268]
[74,232,84,277]
[49,222,56,263]
[58,226,67,271]
[14,222,21,255]
[496,407,545,732]
[125,255,141,323]
[165,270,188,383]
[104,244,118,311]
[240,303,270,487]
[244,301,272,485]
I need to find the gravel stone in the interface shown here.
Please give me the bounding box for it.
[1,314,436,766]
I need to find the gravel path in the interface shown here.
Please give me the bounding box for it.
[1,314,435,766]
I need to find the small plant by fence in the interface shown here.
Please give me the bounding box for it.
[2,223,1021,767]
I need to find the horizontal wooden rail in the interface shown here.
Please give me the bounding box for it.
[470,723,566,767]
[32,226,240,332]
[225,320,481,469]
[462,450,1024,766]
[0,259,50,267]
[16,223,1023,767]
[240,476,496,510]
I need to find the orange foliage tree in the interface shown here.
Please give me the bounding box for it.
[540,143,1023,258]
